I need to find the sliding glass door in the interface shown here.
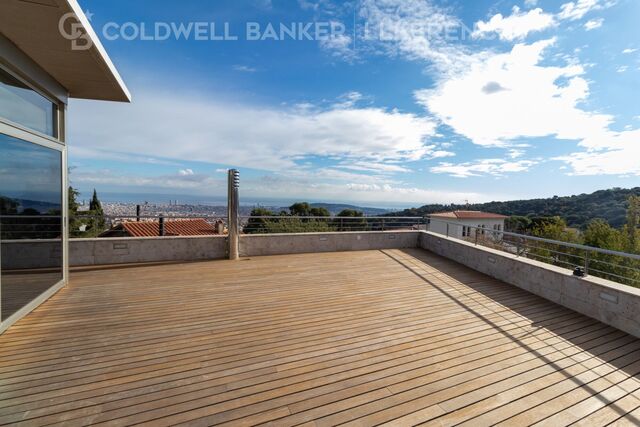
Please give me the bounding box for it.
[0,133,63,323]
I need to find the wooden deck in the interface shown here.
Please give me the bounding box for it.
[1,248,640,426]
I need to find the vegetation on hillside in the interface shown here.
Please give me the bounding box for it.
[244,202,366,234]
[391,187,640,229]
[491,198,640,286]
[69,187,106,238]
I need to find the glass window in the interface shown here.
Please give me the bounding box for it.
[0,133,63,322]
[0,67,57,137]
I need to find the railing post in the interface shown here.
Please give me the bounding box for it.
[136,204,141,222]
[381,219,385,231]
[475,228,479,245]
[584,249,590,277]
[158,215,165,237]
[227,169,240,260]
[446,223,449,238]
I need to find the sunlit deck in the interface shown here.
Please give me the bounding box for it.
[1,249,639,426]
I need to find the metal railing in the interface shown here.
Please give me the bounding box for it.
[68,214,227,238]
[428,218,640,288]
[0,215,63,240]
[3,213,426,238]
[240,215,427,234]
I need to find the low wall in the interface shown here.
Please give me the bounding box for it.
[70,236,228,266]
[1,236,227,269]
[2,240,61,270]
[419,231,640,339]
[240,231,420,257]
[3,232,419,268]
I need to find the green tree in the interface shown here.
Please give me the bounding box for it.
[68,186,85,237]
[70,188,105,237]
[289,202,311,216]
[625,195,640,251]
[582,219,633,284]
[68,186,80,215]
[583,219,624,251]
[0,196,19,215]
[337,209,363,217]
[309,207,331,217]
[89,189,103,213]
[245,208,275,234]
[262,217,334,233]
[505,215,532,233]
[529,217,582,269]
[335,209,367,231]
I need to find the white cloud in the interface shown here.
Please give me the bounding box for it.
[415,38,612,147]
[584,18,604,30]
[69,90,438,173]
[617,65,628,73]
[179,168,194,176]
[525,0,539,7]
[253,0,273,10]
[431,159,537,178]
[430,150,456,158]
[557,0,613,21]
[508,149,526,158]
[555,129,640,176]
[337,161,412,173]
[319,32,354,59]
[356,0,472,74]
[622,48,638,54]
[233,65,257,73]
[413,36,640,176]
[332,91,365,109]
[73,169,224,191]
[70,146,183,166]
[473,7,555,41]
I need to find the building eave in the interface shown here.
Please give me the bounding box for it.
[0,0,131,103]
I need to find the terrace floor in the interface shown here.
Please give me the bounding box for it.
[1,249,640,426]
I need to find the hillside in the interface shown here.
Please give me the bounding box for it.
[276,203,390,216]
[390,187,640,229]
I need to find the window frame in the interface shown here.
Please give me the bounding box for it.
[0,63,64,143]
[0,62,67,334]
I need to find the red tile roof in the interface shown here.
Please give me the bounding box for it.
[121,219,217,237]
[431,210,508,220]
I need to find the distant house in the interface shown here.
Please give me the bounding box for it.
[99,219,222,238]
[429,211,508,239]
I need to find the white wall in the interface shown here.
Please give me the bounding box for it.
[430,218,504,239]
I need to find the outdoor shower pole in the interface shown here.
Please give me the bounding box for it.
[227,169,240,260]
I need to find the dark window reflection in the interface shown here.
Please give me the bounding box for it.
[0,67,56,137]
[0,134,62,321]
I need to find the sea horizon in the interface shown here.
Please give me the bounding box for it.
[77,191,407,210]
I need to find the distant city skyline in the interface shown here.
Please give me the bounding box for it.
[67,0,640,206]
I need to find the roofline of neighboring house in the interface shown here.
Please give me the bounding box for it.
[430,211,509,220]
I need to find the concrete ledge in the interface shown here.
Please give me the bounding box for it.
[240,231,420,257]
[2,239,62,270]
[2,236,228,268]
[419,231,640,339]
[70,236,228,266]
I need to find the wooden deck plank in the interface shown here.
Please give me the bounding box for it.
[0,248,638,426]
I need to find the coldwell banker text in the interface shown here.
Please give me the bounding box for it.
[102,21,347,42]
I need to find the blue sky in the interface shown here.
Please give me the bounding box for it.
[67,0,640,207]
